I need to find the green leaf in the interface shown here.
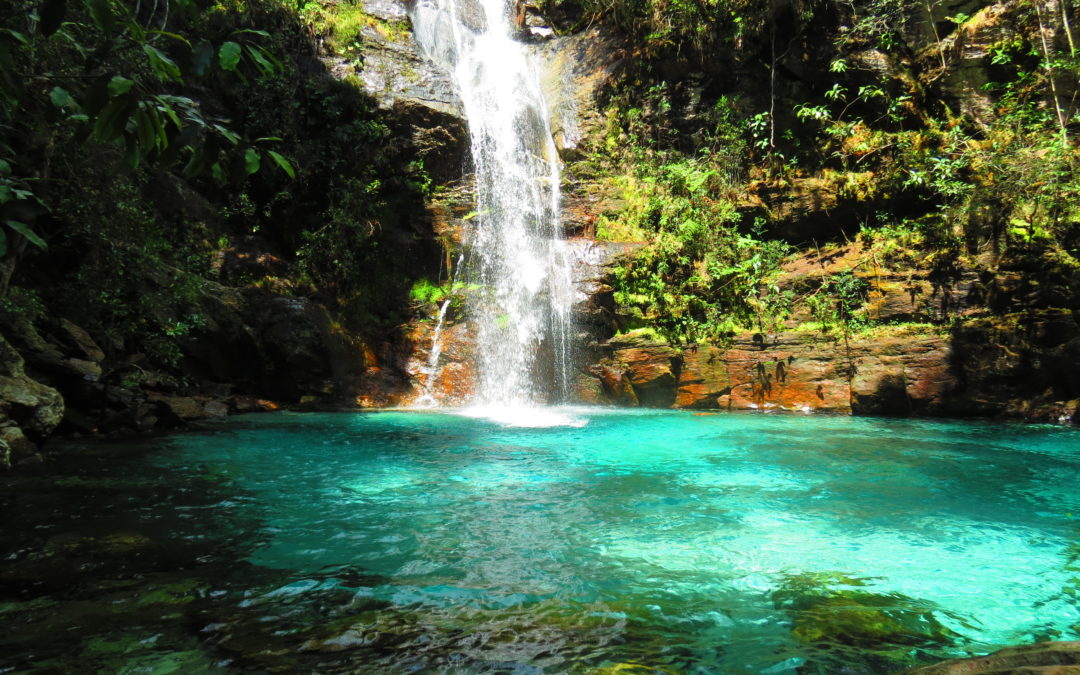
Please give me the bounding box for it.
[83,0,115,34]
[212,124,240,145]
[0,43,24,104]
[39,0,67,37]
[183,145,212,177]
[232,29,270,37]
[218,41,241,71]
[92,96,134,142]
[255,136,283,142]
[0,185,11,204]
[0,228,7,257]
[107,75,133,96]
[5,220,47,249]
[144,45,183,83]
[243,148,260,175]
[0,29,29,45]
[135,107,157,151]
[152,96,182,128]
[147,30,190,46]
[191,39,214,77]
[266,150,295,178]
[83,73,112,113]
[49,86,75,108]
[245,44,274,76]
[0,159,10,175]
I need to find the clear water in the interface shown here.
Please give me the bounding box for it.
[410,0,574,405]
[1,410,1078,673]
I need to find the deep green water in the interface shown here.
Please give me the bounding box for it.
[1,409,1078,673]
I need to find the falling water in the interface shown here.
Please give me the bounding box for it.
[411,0,574,408]
[413,298,453,408]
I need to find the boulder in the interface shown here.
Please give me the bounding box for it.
[57,319,106,363]
[0,424,37,469]
[0,332,65,448]
[148,394,207,422]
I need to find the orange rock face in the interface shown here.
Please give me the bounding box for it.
[582,328,961,415]
[678,335,851,413]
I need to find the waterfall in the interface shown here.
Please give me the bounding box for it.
[411,0,574,408]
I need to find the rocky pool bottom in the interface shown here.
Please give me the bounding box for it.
[0,409,1078,673]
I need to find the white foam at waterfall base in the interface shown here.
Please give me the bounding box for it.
[458,404,588,428]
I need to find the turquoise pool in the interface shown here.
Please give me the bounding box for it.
[1,409,1077,673]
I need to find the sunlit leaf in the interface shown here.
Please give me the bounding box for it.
[218,41,242,71]
[245,44,274,76]
[5,220,47,249]
[266,150,295,178]
[107,75,134,96]
[144,45,183,83]
[49,86,75,108]
[213,124,240,145]
[243,148,260,175]
[92,96,134,142]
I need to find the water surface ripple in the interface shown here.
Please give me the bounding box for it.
[1,410,1078,673]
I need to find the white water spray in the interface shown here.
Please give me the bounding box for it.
[411,0,574,408]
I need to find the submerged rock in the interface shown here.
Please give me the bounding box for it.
[903,640,1080,674]
[773,572,960,671]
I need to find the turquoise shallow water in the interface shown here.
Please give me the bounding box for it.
[1,409,1078,673]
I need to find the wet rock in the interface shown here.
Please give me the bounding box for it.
[148,394,207,422]
[0,530,179,595]
[0,333,64,446]
[605,330,678,407]
[903,640,1080,674]
[234,396,281,413]
[848,333,957,415]
[401,316,477,406]
[0,425,38,464]
[203,400,229,418]
[571,372,607,404]
[774,571,958,671]
[589,363,638,405]
[57,319,106,363]
[538,27,625,158]
[675,347,734,409]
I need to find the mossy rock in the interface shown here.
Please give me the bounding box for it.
[135,578,205,607]
[587,663,679,674]
[773,572,960,650]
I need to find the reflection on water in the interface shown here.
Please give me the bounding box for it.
[1,410,1078,673]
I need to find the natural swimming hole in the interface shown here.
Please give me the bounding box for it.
[1,409,1078,673]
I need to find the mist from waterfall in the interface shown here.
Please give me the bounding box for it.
[411,0,574,408]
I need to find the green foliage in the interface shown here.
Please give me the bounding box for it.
[808,271,871,336]
[0,286,45,325]
[295,0,409,55]
[0,0,296,265]
[602,159,793,342]
[0,0,434,375]
[571,0,771,58]
[409,279,449,305]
